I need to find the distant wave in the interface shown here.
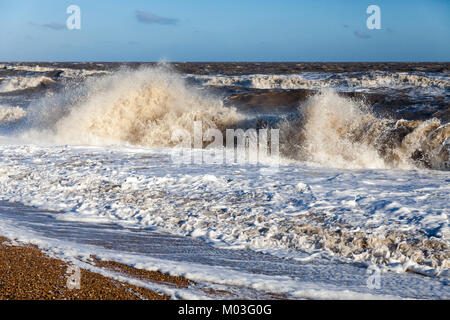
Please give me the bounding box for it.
[0,76,55,93]
[189,71,449,95]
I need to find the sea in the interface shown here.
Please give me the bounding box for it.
[0,62,448,299]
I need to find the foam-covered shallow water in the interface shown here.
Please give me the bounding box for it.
[0,62,448,299]
[0,144,448,274]
[0,201,448,299]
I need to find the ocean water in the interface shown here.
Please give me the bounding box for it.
[0,62,448,299]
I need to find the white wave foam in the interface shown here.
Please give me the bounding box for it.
[58,68,110,78]
[0,145,448,276]
[0,76,55,93]
[0,105,26,123]
[22,66,242,146]
[3,65,56,73]
[280,90,449,170]
[0,64,109,79]
[190,71,449,94]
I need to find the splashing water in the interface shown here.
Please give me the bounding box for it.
[21,66,243,147]
[280,90,449,170]
[12,67,449,170]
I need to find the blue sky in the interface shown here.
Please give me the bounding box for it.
[0,0,448,61]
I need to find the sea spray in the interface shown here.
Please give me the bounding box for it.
[21,66,243,147]
[0,76,55,93]
[280,90,449,170]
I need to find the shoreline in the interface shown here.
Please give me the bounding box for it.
[0,235,290,300]
[0,236,175,300]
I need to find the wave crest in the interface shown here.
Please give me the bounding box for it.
[23,67,243,146]
[19,68,449,170]
[0,76,55,93]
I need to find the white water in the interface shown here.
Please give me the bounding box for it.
[280,90,449,170]
[0,144,448,274]
[189,71,449,96]
[11,68,448,170]
[0,76,55,93]
[20,67,242,147]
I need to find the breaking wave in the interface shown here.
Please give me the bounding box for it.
[22,66,243,146]
[191,71,449,94]
[18,67,449,170]
[280,90,449,170]
[0,76,55,93]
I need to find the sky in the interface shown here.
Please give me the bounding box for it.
[0,0,449,62]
